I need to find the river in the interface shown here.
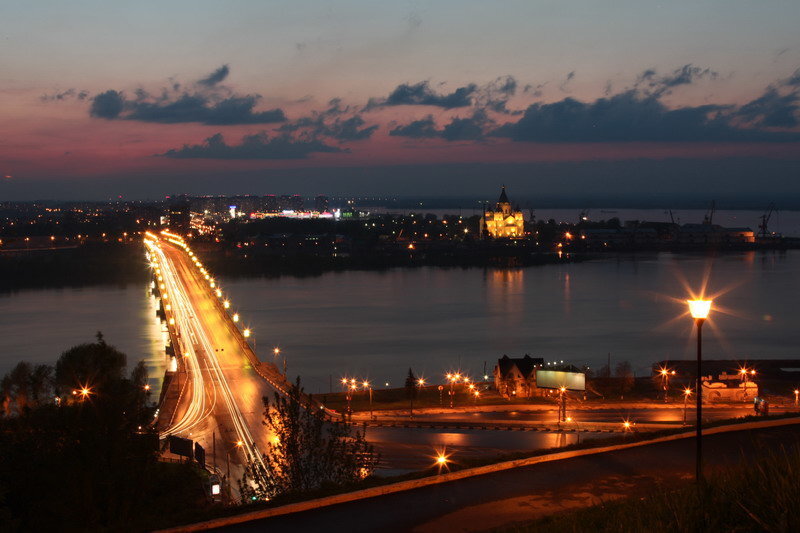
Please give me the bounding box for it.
[2,248,798,395]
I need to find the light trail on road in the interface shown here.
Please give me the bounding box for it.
[145,233,270,476]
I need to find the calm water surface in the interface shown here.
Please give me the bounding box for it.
[0,285,167,392]
[2,251,799,394]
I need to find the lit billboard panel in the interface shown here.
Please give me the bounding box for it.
[536,370,585,391]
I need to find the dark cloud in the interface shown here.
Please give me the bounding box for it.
[637,64,718,97]
[126,93,286,125]
[89,66,286,125]
[476,76,520,114]
[40,88,89,102]
[492,90,800,143]
[389,110,491,141]
[278,99,376,141]
[197,64,230,87]
[371,81,477,109]
[737,87,799,128]
[323,115,378,140]
[442,110,491,141]
[160,132,343,160]
[559,71,575,92]
[523,82,547,98]
[389,116,439,138]
[90,90,125,119]
[782,68,800,87]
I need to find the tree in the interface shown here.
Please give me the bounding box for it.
[615,360,635,397]
[240,378,378,502]
[404,368,418,399]
[405,368,418,416]
[0,337,206,531]
[54,331,127,395]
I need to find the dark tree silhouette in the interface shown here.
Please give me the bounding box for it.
[240,378,378,502]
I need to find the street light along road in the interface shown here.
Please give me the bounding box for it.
[688,297,712,482]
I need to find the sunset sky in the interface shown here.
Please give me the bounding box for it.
[2,1,800,201]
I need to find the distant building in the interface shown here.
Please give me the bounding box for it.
[315,195,329,213]
[480,186,525,239]
[167,196,191,234]
[494,355,544,398]
[677,224,755,245]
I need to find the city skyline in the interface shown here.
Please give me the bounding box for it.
[2,1,800,200]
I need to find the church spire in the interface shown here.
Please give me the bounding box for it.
[497,185,510,206]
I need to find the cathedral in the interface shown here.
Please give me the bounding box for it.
[480,186,525,239]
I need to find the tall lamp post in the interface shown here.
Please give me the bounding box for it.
[688,298,712,482]
[362,381,373,420]
[683,387,692,426]
[659,367,675,402]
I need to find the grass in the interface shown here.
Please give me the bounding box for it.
[494,443,800,533]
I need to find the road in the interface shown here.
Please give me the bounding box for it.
[217,423,800,532]
[146,232,286,485]
[363,405,780,473]
[374,405,767,425]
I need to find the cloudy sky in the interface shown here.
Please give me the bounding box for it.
[2,0,800,201]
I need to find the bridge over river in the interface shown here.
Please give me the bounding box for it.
[145,231,297,487]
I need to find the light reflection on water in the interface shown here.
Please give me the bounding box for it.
[226,250,800,393]
[0,285,167,395]
[2,249,800,398]
[366,426,603,454]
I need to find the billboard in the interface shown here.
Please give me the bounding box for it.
[168,435,193,458]
[536,370,585,391]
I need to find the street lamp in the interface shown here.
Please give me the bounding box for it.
[363,381,373,419]
[683,387,692,426]
[558,386,567,423]
[446,373,459,408]
[659,367,675,402]
[274,347,286,376]
[688,298,712,482]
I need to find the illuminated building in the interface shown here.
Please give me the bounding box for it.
[480,186,524,239]
[494,355,544,398]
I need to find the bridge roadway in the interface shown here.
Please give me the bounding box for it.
[147,233,287,486]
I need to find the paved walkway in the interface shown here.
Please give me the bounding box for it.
[216,423,800,532]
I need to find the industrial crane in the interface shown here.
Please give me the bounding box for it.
[758,203,777,238]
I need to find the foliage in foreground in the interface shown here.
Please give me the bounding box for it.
[500,444,800,533]
[240,378,378,502]
[0,335,208,532]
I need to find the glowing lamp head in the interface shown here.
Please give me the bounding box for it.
[417,378,426,386]
[362,381,370,388]
[273,347,280,355]
[232,313,239,322]
[341,378,348,385]
[243,329,251,338]
[436,455,448,466]
[684,387,692,396]
[236,440,244,448]
[687,299,712,320]
[560,386,567,393]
